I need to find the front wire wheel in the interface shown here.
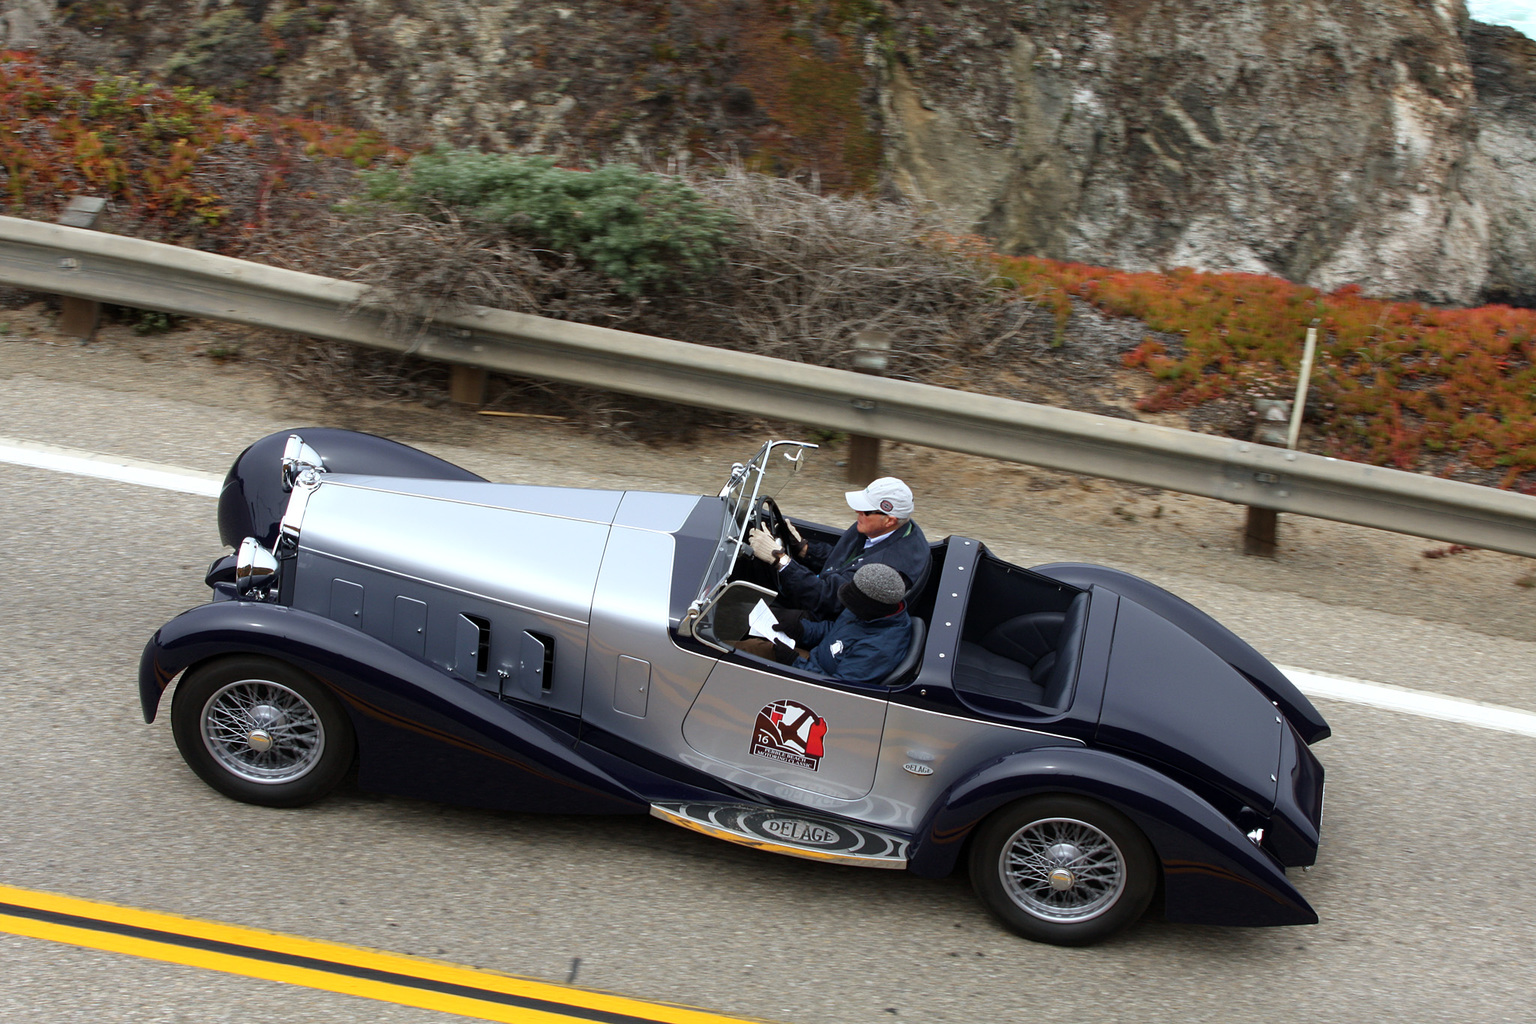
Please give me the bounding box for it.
[171,656,354,808]
[201,678,325,784]
[970,795,1156,946]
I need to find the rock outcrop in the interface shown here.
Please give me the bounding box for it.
[880,0,1526,306]
[1467,21,1536,306]
[4,0,1534,306]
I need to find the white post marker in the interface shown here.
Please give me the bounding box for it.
[1286,323,1319,451]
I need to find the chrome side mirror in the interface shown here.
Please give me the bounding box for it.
[780,442,816,470]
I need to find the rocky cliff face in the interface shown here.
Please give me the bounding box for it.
[5,0,1534,306]
[1468,20,1536,307]
[880,0,1527,306]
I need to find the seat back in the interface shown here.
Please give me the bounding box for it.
[979,610,1067,668]
[903,549,934,605]
[1037,592,1089,710]
[878,617,927,688]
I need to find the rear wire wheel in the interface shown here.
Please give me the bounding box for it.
[969,795,1156,946]
[171,655,354,808]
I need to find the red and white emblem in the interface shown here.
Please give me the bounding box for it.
[750,700,828,771]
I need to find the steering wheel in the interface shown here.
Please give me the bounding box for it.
[754,495,791,548]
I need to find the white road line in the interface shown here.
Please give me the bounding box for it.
[1281,666,1536,739]
[4,436,1534,738]
[0,436,223,497]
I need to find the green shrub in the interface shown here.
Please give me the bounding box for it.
[364,150,734,296]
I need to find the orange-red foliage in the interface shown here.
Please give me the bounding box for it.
[995,255,1536,491]
[0,50,399,246]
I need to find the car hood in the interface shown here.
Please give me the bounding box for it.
[290,477,705,624]
[1095,597,1282,816]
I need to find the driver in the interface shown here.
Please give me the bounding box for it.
[747,476,928,620]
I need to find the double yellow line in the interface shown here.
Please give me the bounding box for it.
[0,884,763,1024]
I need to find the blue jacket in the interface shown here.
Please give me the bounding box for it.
[795,607,913,684]
[777,520,929,620]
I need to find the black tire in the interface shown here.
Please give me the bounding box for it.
[968,794,1156,946]
[170,655,355,808]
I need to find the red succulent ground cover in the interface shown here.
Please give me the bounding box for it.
[0,49,399,250]
[999,256,1536,493]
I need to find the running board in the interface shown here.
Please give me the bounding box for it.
[650,801,909,869]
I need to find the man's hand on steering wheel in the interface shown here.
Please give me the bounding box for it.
[756,496,807,559]
[781,518,809,560]
[748,526,789,569]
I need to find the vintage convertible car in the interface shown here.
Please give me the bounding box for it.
[140,430,1328,946]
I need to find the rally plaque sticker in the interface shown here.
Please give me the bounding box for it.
[751,699,827,772]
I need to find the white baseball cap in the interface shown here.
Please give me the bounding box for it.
[845,477,913,518]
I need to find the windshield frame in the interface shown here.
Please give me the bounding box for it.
[678,438,817,642]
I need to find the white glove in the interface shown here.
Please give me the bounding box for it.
[782,519,808,558]
[748,525,782,564]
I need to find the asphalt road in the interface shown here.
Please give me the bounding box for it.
[3,343,1536,1023]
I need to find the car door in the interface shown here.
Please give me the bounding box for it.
[681,658,889,803]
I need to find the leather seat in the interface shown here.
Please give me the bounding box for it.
[954,592,1088,710]
[877,617,927,687]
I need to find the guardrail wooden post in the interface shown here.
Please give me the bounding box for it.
[55,197,106,341]
[449,364,487,407]
[1244,507,1279,557]
[1242,322,1320,557]
[847,330,892,483]
[1245,398,1291,557]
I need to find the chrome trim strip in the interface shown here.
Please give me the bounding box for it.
[276,471,320,551]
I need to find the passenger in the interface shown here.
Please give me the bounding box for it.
[743,563,913,684]
[747,476,928,619]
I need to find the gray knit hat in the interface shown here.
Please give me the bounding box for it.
[838,563,907,619]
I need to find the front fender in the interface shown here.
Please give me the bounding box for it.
[139,601,646,815]
[218,428,486,550]
[908,746,1317,927]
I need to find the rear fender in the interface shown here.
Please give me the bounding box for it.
[1033,562,1330,743]
[140,600,645,815]
[908,746,1317,927]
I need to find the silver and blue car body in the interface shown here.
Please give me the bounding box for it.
[140,429,1328,946]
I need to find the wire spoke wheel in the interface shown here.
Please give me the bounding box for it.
[201,679,326,783]
[999,816,1126,923]
[172,656,354,808]
[970,795,1156,946]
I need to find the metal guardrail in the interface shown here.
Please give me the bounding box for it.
[4,214,1536,557]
